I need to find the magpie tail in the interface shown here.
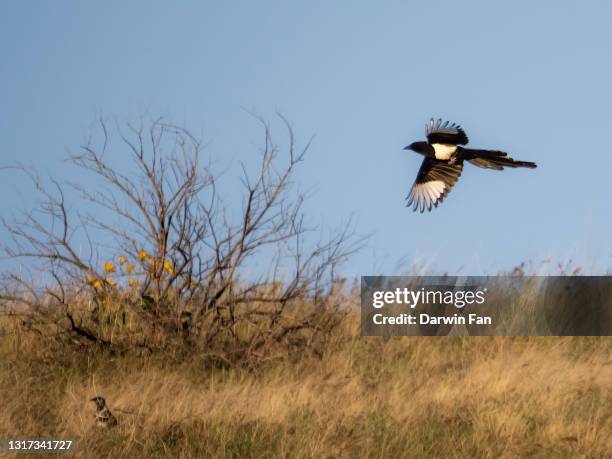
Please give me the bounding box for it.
[462,148,537,170]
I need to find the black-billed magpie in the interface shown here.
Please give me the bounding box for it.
[404,118,537,212]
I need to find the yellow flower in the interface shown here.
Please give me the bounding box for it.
[118,255,126,266]
[92,280,102,289]
[85,275,96,285]
[103,262,116,273]
[138,249,149,261]
[164,259,174,274]
[125,263,135,274]
[128,278,139,288]
[106,278,117,287]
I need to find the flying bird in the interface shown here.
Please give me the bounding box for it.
[404,118,537,212]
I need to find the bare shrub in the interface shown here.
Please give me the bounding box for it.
[0,116,363,365]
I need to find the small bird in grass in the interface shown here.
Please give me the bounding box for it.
[404,118,537,212]
[90,396,118,428]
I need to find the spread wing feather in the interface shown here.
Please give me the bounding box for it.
[425,118,469,145]
[406,157,463,213]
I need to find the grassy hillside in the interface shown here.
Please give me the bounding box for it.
[1,312,610,459]
[0,120,609,457]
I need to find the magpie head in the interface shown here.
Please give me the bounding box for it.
[404,141,428,154]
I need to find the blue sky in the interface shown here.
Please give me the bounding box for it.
[1,1,611,276]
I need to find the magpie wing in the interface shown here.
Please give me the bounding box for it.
[406,157,463,212]
[425,118,469,145]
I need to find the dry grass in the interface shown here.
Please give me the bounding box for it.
[1,312,611,458]
[2,117,608,457]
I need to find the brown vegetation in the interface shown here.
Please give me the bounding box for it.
[0,116,361,367]
[1,311,611,458]
[0,117,610,458]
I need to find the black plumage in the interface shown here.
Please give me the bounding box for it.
[404,118,537,212]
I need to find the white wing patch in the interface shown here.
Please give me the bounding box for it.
[425,118,463,136]
[432,143,457,160]
[407,180,446,213]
